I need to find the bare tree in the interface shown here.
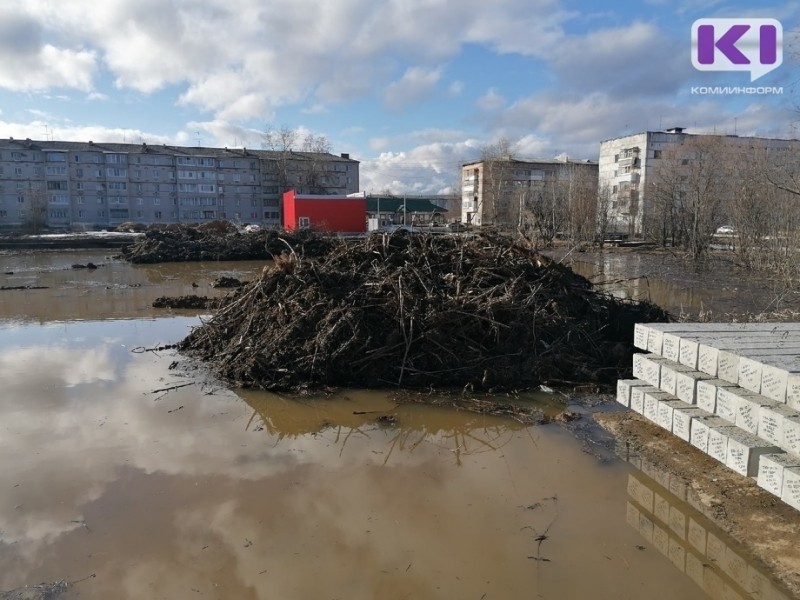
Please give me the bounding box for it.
[595,184,613,247]
[563,164,599,244]
[478,138,517,228]
[262,125,299,194]
[644,136,728,261]
[300,132,334,194]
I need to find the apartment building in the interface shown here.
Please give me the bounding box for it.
[461,157,599,227]
[0,138,359,231]
[599,128,800,236]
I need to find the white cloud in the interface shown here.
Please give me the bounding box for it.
[383,66,444,111]
[301,103,329,115]
[359,139,481,194]
[476,88,506,111]
[548,22,688,98]
[448,81,464,96]
[5,0,571,121]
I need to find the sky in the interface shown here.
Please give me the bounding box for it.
[0,0,798,195]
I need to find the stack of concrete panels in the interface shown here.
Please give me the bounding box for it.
[618,322,800,511]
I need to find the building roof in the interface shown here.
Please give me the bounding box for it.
[366,196,446,213]
[462,157,598,168]
[0,138,359,163]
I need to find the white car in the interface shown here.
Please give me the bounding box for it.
[715,225,734,234]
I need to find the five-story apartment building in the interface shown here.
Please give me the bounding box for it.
[0,138,359,230]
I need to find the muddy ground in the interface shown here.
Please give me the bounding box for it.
[594,410,800,598]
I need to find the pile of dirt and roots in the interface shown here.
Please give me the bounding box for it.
[179,232,670,392]
[121,222,335,263]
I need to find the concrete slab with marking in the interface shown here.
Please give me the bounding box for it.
[697,338,800,378]
[758,403,800,448]
[782,415,800,456]
[690,416,732,453]
[725,429,781,477]
[672,405,707,442]
[658,361,693,395]
[735,394,779,436]
[757,453,799,497]
[674,369,714,404]
[696,379,739,413]
[657,399,688,432]
[708,424,740,464]
[780,467,800,511]
[644,390,674,424]
[616,378,650,407]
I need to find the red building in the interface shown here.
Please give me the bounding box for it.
[282,191,366,233]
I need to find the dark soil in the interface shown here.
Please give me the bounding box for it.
[211,276,246,288]
[152,295,221,309]
[178,231,670,392]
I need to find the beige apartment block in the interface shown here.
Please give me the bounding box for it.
[460,156,598,229]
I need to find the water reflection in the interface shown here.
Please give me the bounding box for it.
[0,317,713,599]
[241,389,529,465]
[564,252,793,317]
[624,456,792,600]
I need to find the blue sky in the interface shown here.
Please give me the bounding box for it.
[0,0,797,194]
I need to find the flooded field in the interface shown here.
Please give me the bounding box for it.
[0,250,792,599]
[563,250,800,318]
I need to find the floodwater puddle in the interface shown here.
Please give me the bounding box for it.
[0,251,782,599]
[564,251,800,318]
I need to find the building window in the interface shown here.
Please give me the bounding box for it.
[76,168,83,177]
[14,167,23,175]
[46,152,66,162]
[653,150,662,159]
[298,216,310,228]
[155,211,162,219]
[17,196,24,203]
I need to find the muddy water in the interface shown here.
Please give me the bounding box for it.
[563,251,800,318]
[0,251,783,599]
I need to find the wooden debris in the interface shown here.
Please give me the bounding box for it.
[178,231,670,392]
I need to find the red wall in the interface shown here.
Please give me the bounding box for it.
[282,191,366,233]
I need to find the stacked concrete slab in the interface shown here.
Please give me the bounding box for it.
[618,322,800,512]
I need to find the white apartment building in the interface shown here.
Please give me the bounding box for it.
[0,138,359,231]
[461,157,598,227]
[599,128,800,236]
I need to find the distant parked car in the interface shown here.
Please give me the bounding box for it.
[715,225,735,234]
[448,222,466,232]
